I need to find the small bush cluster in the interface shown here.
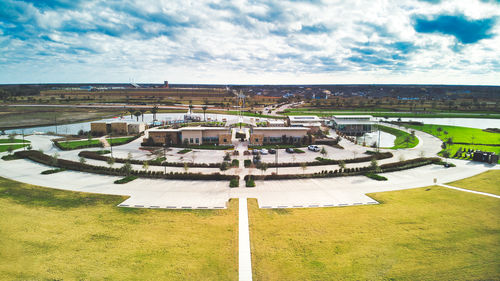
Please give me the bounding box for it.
[229,178,239,187]
[244,159,252,168]
[245,176,255,187]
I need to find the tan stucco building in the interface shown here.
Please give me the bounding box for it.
[145,127,232,146]
[249,127,309,146]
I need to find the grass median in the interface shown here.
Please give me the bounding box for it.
[378,125,419,149]
[248,185,500,280]
[57,136,135,150]
[0,177,238,280]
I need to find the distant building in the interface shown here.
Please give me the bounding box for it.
[331,115,373,136]
[286,115,323,132]
[90,121,146,136]
[266,119,286,127]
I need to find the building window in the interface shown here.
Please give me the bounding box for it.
[255,138,259,143]
[223,138,227,143]
[196,138,199,144]
[190,138,193,144]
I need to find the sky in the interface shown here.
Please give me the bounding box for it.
[0,0,499,85]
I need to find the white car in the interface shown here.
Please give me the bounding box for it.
[260,149,269,155]
[308,145,320,152]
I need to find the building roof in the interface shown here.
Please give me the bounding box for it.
[287,115,321,121]
[333,120,373,125]
[290,122,322,127]
[253,127,309,131]
[332,115,373,119]
[268,120,285,124]
[180,127,229,131]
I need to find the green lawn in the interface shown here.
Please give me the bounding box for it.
[448,170,500,195]
[0,144,29,152]
[442,144,500,163]
[405,124,500,144]
[378,125,419,149]
[249,186,500,280]
[0,139,30,144]
[0,177,238,280]
[57,136,135,150]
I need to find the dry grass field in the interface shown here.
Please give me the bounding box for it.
[248,185,500,280]
[0,177,238,280]
[448,170,500,195]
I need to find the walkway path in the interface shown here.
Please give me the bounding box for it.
[238,198,253,281]
[438,184,500,199]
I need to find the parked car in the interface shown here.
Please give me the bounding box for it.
[252,149,260,155]
[260,149,268,155]
[268,148,276,154]
[308,145,320,152]
[286,148,294,153]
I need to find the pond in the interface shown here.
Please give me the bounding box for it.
[4,112,272,135]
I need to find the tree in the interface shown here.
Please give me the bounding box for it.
[446,137,453,145]
[52,152,59,166]
[139,109,146,122]
[8,133,16,143]
[436,127,442,136]
[183,162,189,173]
[142,161,149,172]
[320,147,328,158]
[107,157,115,168]
[300,163,307,175]
[151,105,158,121]
[257,162,268,175]
[202,105,208,121]
[370,158,381,173]
[6,146,13,155]
[79,156,86,164]
[338,160,346,170]
[128,108,135,118]
[188,104,194,115]
[442,149,451,164]
[121,161,132,176]
[134,111,141,121]
[403,136,411,147]
[87,132,92,146]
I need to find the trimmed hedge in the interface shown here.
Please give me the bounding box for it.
[365,173,388,181]
[114,176,138,184]
[244,157,441,181]
[78,151,222,168]
[266,152,394,168]
[41,168,66,175]
[15,150,237,181]
[229,178,239,187]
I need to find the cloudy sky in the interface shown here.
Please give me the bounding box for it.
[1,0,499,85]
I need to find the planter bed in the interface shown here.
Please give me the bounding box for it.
[245,157,441,181]
[15,150,236,181]
[265,152,393,168]
[78,151,222,168]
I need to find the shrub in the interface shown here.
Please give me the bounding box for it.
[244,159,252,168]
[229,178,239,188]
[293,148,305,153]
[365,173,388,181]
[41,168,66,175]
[114,175,138,184]
[1,154,22,161]
[231,159,239,167]
[220,161,228,171]
[246,177,256,187]
[178,149,192,154]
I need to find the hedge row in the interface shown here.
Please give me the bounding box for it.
[264,152,393,168]
[244,157,441,181]
[78,151,221,168]
[15,150,237,181]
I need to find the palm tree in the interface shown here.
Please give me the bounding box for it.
[202,105,208,121]
[139,109,146,122]
[188,104,194,115]
[151,105,158,121]
[128,108,135,118]
[134,111,141,122]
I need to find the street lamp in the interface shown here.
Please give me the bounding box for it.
[275,145,278,174]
